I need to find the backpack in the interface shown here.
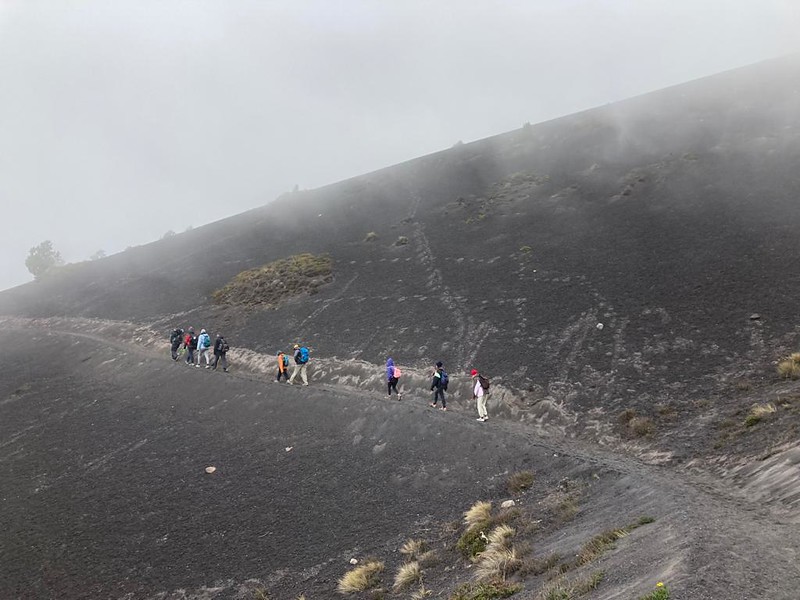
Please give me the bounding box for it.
[299,346,310,364]
[220,339,230,353]
[440,370,449,390]
[282,354,290,368]
[170,329,183,344]
[201,334,211,349]
[393,367,402,378]
[478,374,490,391]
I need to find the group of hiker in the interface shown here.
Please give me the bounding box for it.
[168,329,492,421]
[389,357,492,422]
[169,327,229,372]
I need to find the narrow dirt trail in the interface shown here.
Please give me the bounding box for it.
[3,321,800,599]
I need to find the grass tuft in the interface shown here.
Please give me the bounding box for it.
[400,538,428,559]
[450,581,522,600]
[464,501,493,528]
[507,470,534,494]
[629,416,655,437]
[777,354,800,379]
[363,231,378,242]
[337,561,384,594]
[411,585,432,599]
[518,552,561,577]
[744,402,776,426]
[393,561,421,591]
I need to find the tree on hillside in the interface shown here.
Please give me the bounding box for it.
[25,240,64,279]
[89,249,106,261]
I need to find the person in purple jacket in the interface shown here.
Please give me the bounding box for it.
[386,357,402,399]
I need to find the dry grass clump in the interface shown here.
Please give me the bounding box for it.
[393,561,422,591]
[629,416,655,437]
[395,236,409,246]
[537,572,605,600]
[213,253,333,307]
[400,538,428,559]
[518,552,561,577]
[555,498,579,523]
[417,550,440,568]
[777,353,800,379]
[744,402,777,427]
[464,501,493,528]
[363,231,378,242]
[337,560,384,594]
[507,470,535,494]
[411,585,432,599]
[473,524,522,581]
[577,517,655,566]
[450,581,522,600]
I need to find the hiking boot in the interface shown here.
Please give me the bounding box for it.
[440,407,447,411]
[429,403,436,408]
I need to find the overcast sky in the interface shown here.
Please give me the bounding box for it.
[1,0,798,290]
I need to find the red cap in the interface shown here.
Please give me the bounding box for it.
[470,369,478,376]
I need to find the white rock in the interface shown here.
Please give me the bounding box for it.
[285,447,293,452]
[205,466,216,474]
[349,558,358,565]
[596,323,604,330]
[501,500,516,508]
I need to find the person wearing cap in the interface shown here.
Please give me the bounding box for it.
[429,361,447,411]
[287,343,310,385]
[275,350,290,382]
[471,369,489,422]
[196,329,212,368]
[184,327,198,365]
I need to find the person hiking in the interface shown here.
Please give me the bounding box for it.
[212,334,229,372]
[184,327,197,365]
[386,357,402,399]
[275,350,290,382]
[169,327,184,361]
[196,329,212,368]
[287,343,310,385]
[430,361,448,411]
[471,368,490,421]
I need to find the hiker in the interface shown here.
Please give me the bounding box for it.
[471,369,490,421]
[169,327,184,361]
[386,357,402,399]
[196,329,212,368]
[287,343,310,385]
[184,327,197,365]
[429,361,448,411]
[212,334,229,372]
[275,350,290,382]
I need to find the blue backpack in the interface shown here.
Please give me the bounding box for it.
[440,370,449,390]
[299,347,310,364]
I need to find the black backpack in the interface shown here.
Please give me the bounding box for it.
[440,370,449,390]
[220,339,230,353]
[478,374,490,391]
[170,328,183,344]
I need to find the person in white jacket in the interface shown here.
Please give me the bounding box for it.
[471,368,490,422]
[196,329,212,368]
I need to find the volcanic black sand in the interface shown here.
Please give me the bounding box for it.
[4,55,800,598]
[3,327,800,599]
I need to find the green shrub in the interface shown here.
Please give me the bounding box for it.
[449,581,522,600]
[212,253,333,308]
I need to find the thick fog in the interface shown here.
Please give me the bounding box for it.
[0,0,797,291]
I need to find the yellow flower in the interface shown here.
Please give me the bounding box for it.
[656,582,664,588]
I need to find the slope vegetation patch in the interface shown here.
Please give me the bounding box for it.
[212,253,333,308]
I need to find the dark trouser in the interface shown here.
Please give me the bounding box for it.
[277,368,289,381]
[432,388,446,407]
[171,342,181,360]
[212,352,228,370]
[185,348,195,364]
[388,377,399,395]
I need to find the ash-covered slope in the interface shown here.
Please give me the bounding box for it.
[3,55,800,411]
